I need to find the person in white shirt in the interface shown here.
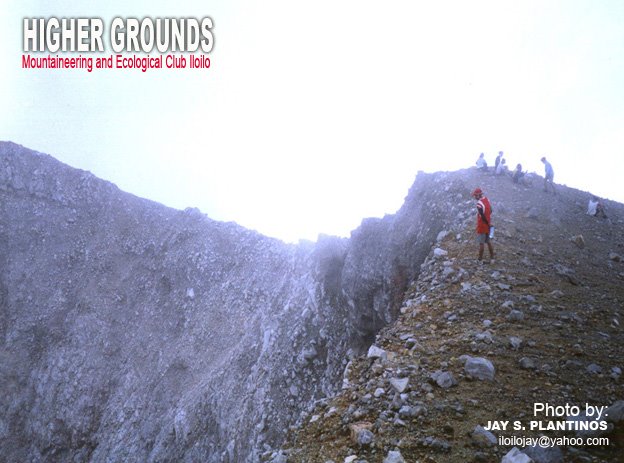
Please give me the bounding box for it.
[495,158,508,176]
[587,196,607,218]
[476,153,488,172]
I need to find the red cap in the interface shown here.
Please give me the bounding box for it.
[472,188,483,198]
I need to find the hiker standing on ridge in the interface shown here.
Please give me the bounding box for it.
[494,151,503,173]
[512,163,526,184]
[541,156,556,194]
[472,188,494,262]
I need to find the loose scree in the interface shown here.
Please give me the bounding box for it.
[23,17,214,53]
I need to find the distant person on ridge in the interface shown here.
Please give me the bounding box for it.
[476,153,488,172]
[541,156,556,194]
[512,163,525,184]
[496,158,508,176]
[587,195,608,218]
[472,188,494,263]
[494,151,503,173]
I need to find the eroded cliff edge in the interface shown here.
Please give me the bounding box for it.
[0,142,461,462]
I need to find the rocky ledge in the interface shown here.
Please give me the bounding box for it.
[283,165,624,462]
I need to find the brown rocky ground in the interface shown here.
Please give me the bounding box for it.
[280,168,624,463]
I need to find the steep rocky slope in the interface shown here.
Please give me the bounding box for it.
[1,142,457,462]
[284,168,624,462]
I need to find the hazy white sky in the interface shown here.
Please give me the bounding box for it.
[2,1,623,242]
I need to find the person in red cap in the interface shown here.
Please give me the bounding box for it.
[472,187,494,262]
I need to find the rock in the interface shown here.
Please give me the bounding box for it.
[570,235,585,249]
[498,283,511,291]
[442,267,455,278]
[522,444,564,463]
[605,400,624,422]
[563,360,583,370]
[383,450,406,463]
[356,429,374,446]
[483,319,493,328]
[419,436,452,452]
[476,331,493,343]
[367,345,388,361]
[502,447,533,463]
[398,405,417,418]
[509,336,523,350]
[433,247,448,258]
[389,377,409,393]
[529,305,543,313]
[507,310,525,322]
[344,456,358,463]
[409,403,428,417]
[502,300,514,309]
[436,230,449,242]
[611,367,622,380]
[343,360,354,389]
[464,357,495,381]
[471,425,497,447]
[389,393,403,410]
[526,208,539,219]
[349,422,374,446]
[554,264,580,285]
[609,252,622,262]
[405,338,419,349]
[519,357,537,370]
[186,287,195,299]
[301,345,318,362]
[432,371,457,389]
[269,451,288,463]
[586,363,602,374]
[374,388,385,398]
[393,417,407,427]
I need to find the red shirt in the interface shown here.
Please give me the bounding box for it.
[476,197,492,234]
